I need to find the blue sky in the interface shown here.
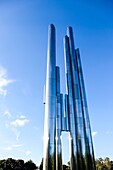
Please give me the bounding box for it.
[0,0,113,166]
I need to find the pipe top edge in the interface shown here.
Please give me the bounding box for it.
[67,26,73,31]
[49,24,55,29]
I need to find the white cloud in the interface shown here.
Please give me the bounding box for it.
[5,114,29,142]
[5,122,21,142]
[10,118,29,127]
[3,143,24,152]
[4,110,12,117]
[0,88,7,96]
[25,150,31,156]
[20,115,26,119]
[16,131,21,142]
[12,144,24,148]
[92,131,98,138]
[0,66,15,96]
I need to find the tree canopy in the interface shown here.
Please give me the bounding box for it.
[0,157,113,170]
[96,157,113,170]
[0,158,37,170]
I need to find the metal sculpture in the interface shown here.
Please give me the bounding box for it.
[43,24,96,170]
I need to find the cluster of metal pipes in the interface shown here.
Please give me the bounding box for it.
[43,24,96,170]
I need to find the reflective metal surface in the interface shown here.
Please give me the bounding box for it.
[43,24,56,170]
[67,27,86,170]
[64,94,69,131]
[56,66,62,170]
[43,24,96,170]
[75,48,96,170]
[64,35,78,170]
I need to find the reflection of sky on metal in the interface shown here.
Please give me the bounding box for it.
[43,24,96,170]
[62,132,70,164]
[0,0,113,166]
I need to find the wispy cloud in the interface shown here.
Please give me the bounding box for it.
[5,114,29,142]
[4,110,12,117]
[16,131,21,142]
[20,115,26,119]
[3,143,24,152]
[10,118,29,127]
[5,123,21,142]
[25,150,31,156]
[0,66,15,96]
[92,131,98,138]
[12,144,24,148]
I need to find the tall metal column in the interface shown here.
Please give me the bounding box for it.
[64,35,78,170]
[67,27,86,170]
[56,66,62,170]
[43,24,56,170]
[75,48,96,170]
[43,24,96,170]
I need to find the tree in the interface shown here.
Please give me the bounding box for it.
[24,160,37,170]
[39,158,43,170]
[96,157,113,170]
[67,161,70,167]
[0,158,37,170]
[63,164,70,170]
[104,157,110,168]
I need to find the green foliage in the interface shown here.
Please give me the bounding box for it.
[96,157,113,170]
[39,158,43,170]
[67,157,113,170]
[63,164,70,170]
[24,160,37,170]
[0,158,37,170]
[1,157,113,170]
